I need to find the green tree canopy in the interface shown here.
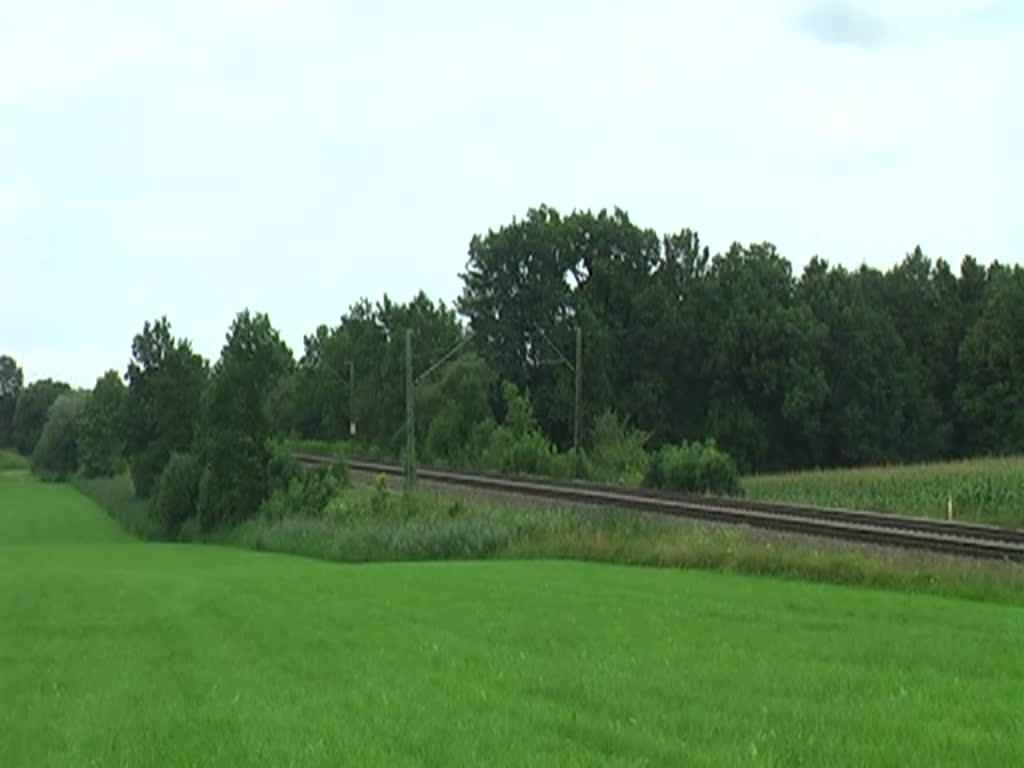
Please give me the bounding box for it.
[78,370,128,477]
[0,354,24,449]
[198,310,294,528]
[31,391,88,480]
[12,378,71,456]
[123,318,208,497]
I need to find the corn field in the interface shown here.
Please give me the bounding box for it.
[743,456,1024,528]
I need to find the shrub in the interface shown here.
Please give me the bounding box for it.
[266,439,303,496]
[154,452,202,536]
[260,449,350,520]
[588,410,650,486]
[646,439,741,495]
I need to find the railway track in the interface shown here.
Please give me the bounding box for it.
[294,453,1024,562]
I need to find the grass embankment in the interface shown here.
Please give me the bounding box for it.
[0,449,29,473]
[70,474,160,539]
[3,473,1023,767]
[73,474,1024,605]
[745,455,1024,527]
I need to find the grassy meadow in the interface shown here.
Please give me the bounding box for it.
[744,455,1024,527]
[3,473,1024,767]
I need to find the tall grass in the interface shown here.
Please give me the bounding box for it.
[744,455,1024,527]
[71,474,163,539]
[70,468,1024,604]
[225,485,1024,605]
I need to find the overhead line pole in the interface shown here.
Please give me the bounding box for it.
[535,323,583,476]
[574,325,582,476]
[403,330,477,487]
[347,360,356,436]
[414,332,475,387]
[404,329,416,487]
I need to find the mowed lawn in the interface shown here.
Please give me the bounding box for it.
[2,477,1022,767]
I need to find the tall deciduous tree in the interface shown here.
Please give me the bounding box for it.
[699,243,828,472]
[12,378,71,456]
[458,205,576,407]
[31,391,88,480]
[0,355,24,448]
[197,310,294,528]
[955,266,1024,454]
[123,318,208,497]
[800,260,915,466]
[78,370,128,477]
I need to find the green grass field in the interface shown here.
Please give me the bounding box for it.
[744,455,1024,527]
[3,475,1023,767]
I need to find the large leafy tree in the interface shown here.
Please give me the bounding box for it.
[123,318,208,497]
[458,205,575,392]
[700,243,828,472]
[646,229,713,445]
[799,260,918,466]
[459,205,664,447]
[77,370,128,477]
[31,391,88,480]
[0,355,24,448]
[880,248,955,458]
[955,266,1024,454]
[12,378,71,456]
[197,310,294,528]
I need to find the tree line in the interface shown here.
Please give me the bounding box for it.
[284,205,1023,472]
[1,204,1021,526]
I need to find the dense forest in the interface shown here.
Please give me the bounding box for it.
[2,205,1023,524]
[285,205,1024,473]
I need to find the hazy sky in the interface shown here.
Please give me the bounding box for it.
[2,0,1020,387]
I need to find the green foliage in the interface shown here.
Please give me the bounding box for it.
[955,268,1024,455]
[0,354,24,448]
[473,383,565,477]
[30,391,88,481]
[588,410,650,485]
[458,206,1024,472]
[77,369,127,477]
[123,317,208,497]
[153,452,202,536]
[197,310,294,529]
[646,439,742,495]
[291,293,463,451]
[418,353,495,463]
[12,378,70,456]
[261,448,350,521]
[42,207,1024,529]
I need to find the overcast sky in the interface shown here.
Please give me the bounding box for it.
[2,0,1020,387]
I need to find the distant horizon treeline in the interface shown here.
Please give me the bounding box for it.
[2,204,1023,496]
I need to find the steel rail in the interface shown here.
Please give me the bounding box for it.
[294,452,1024,562]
